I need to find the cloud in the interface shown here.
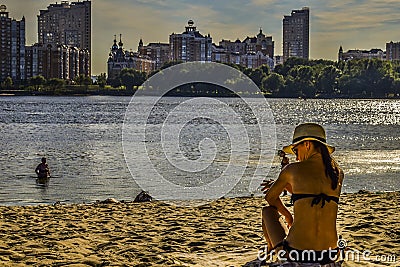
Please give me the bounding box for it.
[309,0,400,59]
[383,18,400,25]
[92,0,183,73]
[248,0,277,7]
[317,0,400,28]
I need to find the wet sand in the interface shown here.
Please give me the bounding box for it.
[0,192,398,266]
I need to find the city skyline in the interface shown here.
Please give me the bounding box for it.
[2,0,400,75]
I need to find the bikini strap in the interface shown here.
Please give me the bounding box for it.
[311,193,339,207]
[291,193,339,208]
[271,239,290,251]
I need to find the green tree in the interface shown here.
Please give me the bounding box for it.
[120,68,147,91]
[288,65,316,98]
[338,75,365,96]
[222,62,245,72]
[262,73,284,95]
[108,77,121,88]
[275,57,310,77]
[120,71,135,91]
[259,64,271,76]
[97,73,107,88]
[393,62,400,77]
[392,78,400,96]
[134,71,147,87]
[362,59,384,95]
[316,66,341,96]
[247,68,265,88]
[30,75,46,91]
[309,59,336,67]
[376,74,394,97]
[1,76,13,90]
[282,76,301,97]
[74,74,92,86]
[46,78,65,91]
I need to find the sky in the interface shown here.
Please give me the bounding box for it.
[2,0,400,75]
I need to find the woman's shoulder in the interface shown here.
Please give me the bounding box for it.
[282,160,328,182]
[283,161,305,171]
[280,162,302,178]
[281,162,296,170]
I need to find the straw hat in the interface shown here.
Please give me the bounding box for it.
[282,123,335,154]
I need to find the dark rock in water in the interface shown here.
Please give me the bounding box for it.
[357,189,372,194]
[98,198,119,204]
[134,191,152,202]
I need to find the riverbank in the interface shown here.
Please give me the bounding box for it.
[0,191,398,266]
[1,89,400,98]
[0,88,134,96]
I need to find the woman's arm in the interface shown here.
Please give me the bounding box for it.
[263,168,293,227]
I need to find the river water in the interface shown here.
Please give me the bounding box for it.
[0,96,399,205]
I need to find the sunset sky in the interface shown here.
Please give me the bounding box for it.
[3,0,400,75]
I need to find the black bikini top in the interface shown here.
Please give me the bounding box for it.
[291,193,339,208]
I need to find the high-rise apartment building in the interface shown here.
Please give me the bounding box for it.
[169,20,212,62]
[283,7,309,62]
[386,41,400,61]
[0,5,25,83]
[36,0,91,77]
[138,40,170,70]
[25,43,90,80]
[38,1,91,51]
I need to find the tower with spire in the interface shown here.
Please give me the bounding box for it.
[242,27,274,58]
[338,46,343,61]
[169,20,212,62]
[110,35,118,53]
[138,38,143,51]
[107,34,155,81]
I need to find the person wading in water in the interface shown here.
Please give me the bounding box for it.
[35,157,51,179]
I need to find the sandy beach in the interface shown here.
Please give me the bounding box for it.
[0,191,398,267]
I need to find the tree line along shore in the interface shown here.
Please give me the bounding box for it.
[1,58,400,98]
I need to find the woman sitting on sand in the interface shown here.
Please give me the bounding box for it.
[261,123,344,264]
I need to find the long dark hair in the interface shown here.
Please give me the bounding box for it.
[312,141,339,190]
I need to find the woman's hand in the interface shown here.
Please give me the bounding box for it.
[260,179,275,193]
[284,213,293,228]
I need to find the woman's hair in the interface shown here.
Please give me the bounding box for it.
[312,141,339,190]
